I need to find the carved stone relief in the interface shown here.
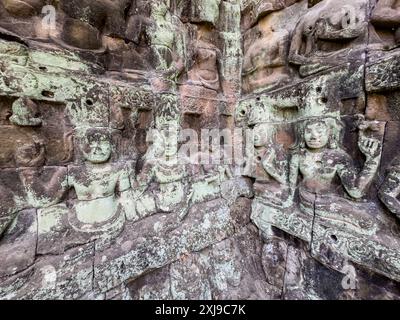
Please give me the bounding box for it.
[0,0,400,300]
[242,1,307,94]
[371,0,400,50]
[289,0,369,77]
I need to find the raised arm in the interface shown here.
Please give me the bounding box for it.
[117,163,133,193]
[19,166,69,208]
[44,167,69,205]
[261,147,287,185]
[135,160,154,190]
[337,137,381,199]
[379,156,400,217]
[379,166,400,217]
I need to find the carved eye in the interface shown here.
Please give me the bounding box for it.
[42,90,54,98]
[318,97,328,104]
[86,99,94,106]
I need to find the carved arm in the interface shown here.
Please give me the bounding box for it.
[337,138,382,199]
[261,147,287,185]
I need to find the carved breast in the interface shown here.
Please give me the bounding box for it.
[69,165,120,201]
[299,151,338,189]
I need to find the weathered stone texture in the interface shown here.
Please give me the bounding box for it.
[0,0,400,300]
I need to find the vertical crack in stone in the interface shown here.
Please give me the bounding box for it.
[91,240,96,295]
[309,192,318,254]
[0,0,399,300]
[279,240,290,300]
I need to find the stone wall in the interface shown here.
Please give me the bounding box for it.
[0,0,399,300]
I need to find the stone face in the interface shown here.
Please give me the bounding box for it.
[0,0,400,301]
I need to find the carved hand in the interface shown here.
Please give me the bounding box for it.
[358,137,381,159]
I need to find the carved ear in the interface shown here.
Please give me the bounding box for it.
[328,133,338,149]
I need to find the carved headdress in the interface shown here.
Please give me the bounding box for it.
[154,94,181,130]
[293,116,344,150]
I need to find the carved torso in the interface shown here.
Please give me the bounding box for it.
[149,13,175,49]
[242,29,289,93]
[187,40,220,90]
[68,163,129,201]
[244,31,287,72]
[297,148,349,194]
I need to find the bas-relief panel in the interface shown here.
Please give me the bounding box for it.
[0,0,399,300]
[241,0,400,284]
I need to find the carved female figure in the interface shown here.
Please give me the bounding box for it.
[242,13,290,93]
[15,139,69,207]
[289,118,381,197]
[243,123,288,206]
[147,0,184,79]
[187,25,221,91]
[379,156,400,220]
[131,97,195,220]
[2,129,130,247]
[288,118,382,218]
[289,0,368,77]
[0,139,48,236]
[135,117,191,217]
[67,128,131,232]
[0,136,68,237]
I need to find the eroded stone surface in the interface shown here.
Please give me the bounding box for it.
[0,0,400,300]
